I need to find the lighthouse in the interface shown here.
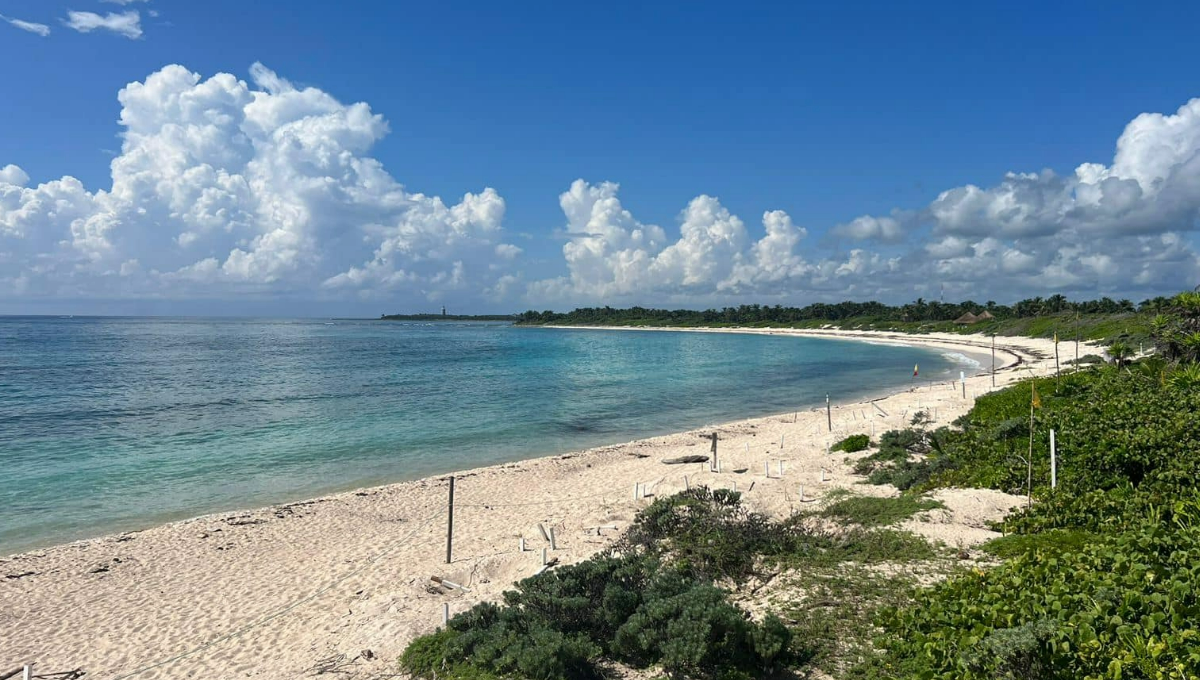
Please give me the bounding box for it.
[441,306,447,317]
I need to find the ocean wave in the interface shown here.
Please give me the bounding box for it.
[941,351,983,369]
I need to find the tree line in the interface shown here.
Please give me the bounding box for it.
[516,293,1182,326]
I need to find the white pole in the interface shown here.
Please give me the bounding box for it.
[684,475,690,490]
[778,460,784,477]
[732,481,737,493]
[764,461,771,478]
[1050,429,1057,489]
[632,483,639,500]
[780,434,785,449]
[519,537,526,552]
[442,603,449,626]
[541,547,548,566]
[820,468,826,482]
[549,526,557,550]
[23,666,33,680]
[799,485,805,501]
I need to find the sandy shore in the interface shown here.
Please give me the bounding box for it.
[0,329,1085,680]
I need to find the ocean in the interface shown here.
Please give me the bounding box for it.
[0,317,971,554]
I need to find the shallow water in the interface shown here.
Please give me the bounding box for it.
[0,317,967,553]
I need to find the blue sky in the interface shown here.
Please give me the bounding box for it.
[2,0,1199,315]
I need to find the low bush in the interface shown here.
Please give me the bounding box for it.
[867,523,1200,679]
[819,494,944,527]
[831,433,870,453]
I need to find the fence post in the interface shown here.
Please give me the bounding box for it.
[826,394,832,431]
[710,433,718,472]
[445,476,455,564]
[1050,429,1057,489]
[549,526,557,550]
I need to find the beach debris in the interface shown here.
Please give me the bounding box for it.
[224,517,266,526]
[627,452,650,458]
[584,524,618,535]
[4,571,36,580]
[662,454,708,464]
[88,564,110,574]
[430,575,470,592]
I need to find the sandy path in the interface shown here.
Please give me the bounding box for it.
[0,330,1084,680]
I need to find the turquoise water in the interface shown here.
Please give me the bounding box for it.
[0,317,969,554]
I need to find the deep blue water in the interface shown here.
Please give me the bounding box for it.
[0,317,969,554]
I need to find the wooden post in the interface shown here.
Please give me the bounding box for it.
[961,371,966,399]
[541,547,548,566]
[684,475,690,490]
[1055,334,1061,386]
[992,334,996,387]
[519,537,526,552]
[826,394,832,431]
[1050,429,1057,490]
[549,526,557,550]
[537,523,550,541]
[780,434,785,449]
[710,433,718,472]
[445,476,455,564]
[798,485,805,501]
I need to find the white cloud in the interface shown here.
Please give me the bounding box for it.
[830,214,905,242]
[0,63,519,305]
[2,14,51,36]
[64,10,142,39]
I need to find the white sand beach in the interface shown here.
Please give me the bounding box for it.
[0,329,1088,680]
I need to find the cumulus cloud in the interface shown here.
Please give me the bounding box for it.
[64,10,142,39]
[0,63,518,305]
[527,180,818,302]
[529,97,1200,306]
[2,14,51,36]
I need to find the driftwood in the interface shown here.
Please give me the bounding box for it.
[430,575,470,592]
[661,455,709,465]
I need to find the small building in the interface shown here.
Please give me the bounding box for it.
[976,310,995,321]
[953,312,979,325]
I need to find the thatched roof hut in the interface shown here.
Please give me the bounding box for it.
[953,312,979,325]
[976,310,995,321]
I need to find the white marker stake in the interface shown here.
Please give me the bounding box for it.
[632,483,639,500]
[442,603,449,626]
[820,468,826,483]
[1050,429,1058,489]
[799,485,805,501]
[781,434,785,449]
[732,481,737,493]
[23,666,33,680]
[519,537,526,552]
[541,547,548,566]
[778,460,784,477]
[684,475,690,490]
[549,526,557,550]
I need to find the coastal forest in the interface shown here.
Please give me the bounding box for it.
[399,292,1200,680]
[515,294,1175,344]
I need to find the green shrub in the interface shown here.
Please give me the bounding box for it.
[866,523,1200,679]
[980,529,1096,559]
[819,494,944,527]
[618,487,800,581]
[832,434,870,453]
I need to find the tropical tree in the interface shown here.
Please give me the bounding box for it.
[1107,340,1133,367]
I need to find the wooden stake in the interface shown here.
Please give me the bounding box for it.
[992,334,997,388]
[684,475,690,490]
[710,433,718,472]
[541,547,548,566]
[537,523,550,541]
[826,394,832,431]
[519,537,526,552]
[442,603,449,626]
[445,476,455,564]
[1050,429,1057,490]
[778,460,784,477]
[549,526,557,550]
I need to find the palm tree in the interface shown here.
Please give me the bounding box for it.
[1108,340,1133,367]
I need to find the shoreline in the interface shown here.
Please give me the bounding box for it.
[1,329,1080,679]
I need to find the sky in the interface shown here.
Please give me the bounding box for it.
[2,1,1200,316]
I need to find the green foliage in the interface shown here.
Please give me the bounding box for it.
[980,529,1096,559]
[1151,292,1200,363]
[400,492,799,680]
[819,494,945,527]
[831,433,870,453]
[618,487,799,581]
[867,523,1200,679]
[611,574,791,679]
